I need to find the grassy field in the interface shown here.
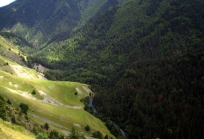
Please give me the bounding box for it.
[0,35,115,138]
[0,70,114,138]
[0,118,35,139]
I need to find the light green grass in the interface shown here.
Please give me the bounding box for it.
[0,118,35,139]
[0,35,115,138]
[0,70,115,138]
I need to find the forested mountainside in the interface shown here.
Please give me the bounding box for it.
[0,0,204,138]
[31,0,204,84]
[0,0,122,46]
[94,48,204,138]
[28,0,204,138]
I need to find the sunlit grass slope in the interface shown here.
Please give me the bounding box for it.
[0,118,35,139]
[0,70,114,138]
[0,35,45,79]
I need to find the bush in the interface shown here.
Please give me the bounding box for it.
[32,89,36,95]
[0,99,6,120]
[44,123,49,130]
[85,125,90,132]
[93,131,103,139]
[36,133,47,139]
[49,130,59,139]
[19,103,29,115]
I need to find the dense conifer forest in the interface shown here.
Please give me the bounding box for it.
[0,0,204,138]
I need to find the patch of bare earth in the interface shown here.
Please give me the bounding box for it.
[9,64,46,80]
[34,63,49,73]
[82,86,92,95]
[9,64,35,79]
[76,87,83,94]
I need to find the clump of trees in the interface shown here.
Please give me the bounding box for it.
[85,125,90,132]
[92,131,103,139]
[0,95,6,120]
[32,89,37,95]
[19,103,29,115]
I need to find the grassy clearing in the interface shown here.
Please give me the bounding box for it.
[0,70,115,138]
[0,35,115,138]
[0,118,35,139]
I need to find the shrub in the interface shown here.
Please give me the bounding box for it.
[93,131,103,139]
[19,103,29,115]
[85,125,90,132]
[36,133,47,139]
[32,89,36,95]
[44,123,49,130]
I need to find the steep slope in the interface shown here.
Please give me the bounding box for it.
[94,48,204,138]
[26,0,204,138]
[31,0,204,84]
[0,35,45,79]
[0,69,115,138]
[0,36,115,138]
[1,0,204,138]
[0,0,122,47]
[0,119,35,139]
[0,35,26,66]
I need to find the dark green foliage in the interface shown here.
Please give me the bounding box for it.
[68,127,85,139]
[49,130,59,139]
[48,130,65,139]
[32,89,36,95]
[19,103,29,115]
[146,0,162,16]
[36,133,48,139]
[7,99,11,105]
[26,1,204,138]
[105,121,120,137]
[0,96,6,120]
[80,97,94,114]
[96,0,119,15]
[4,62,8,66]
[1,0,204,138]
[75,92,78,95]
[0,95,4,101]
[0,32,33,47]
[85,125,90,132]
[0,0,111,46]
[44,123,49,130]
[11,115,16,124]
[94,49,204,138]
[104,135,109,139]
[30,0,204,88]
[93,131,103,139]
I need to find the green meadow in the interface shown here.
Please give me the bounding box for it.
[0,118,35,139]
[0,70,114,138]
[0,35,115,138]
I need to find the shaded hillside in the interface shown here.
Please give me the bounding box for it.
[1,0,204,138]
[31,0,204,84]
[94,48,204,138]
[27,0,204,138]
[0,0,123,47]
[0,36,115,139]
